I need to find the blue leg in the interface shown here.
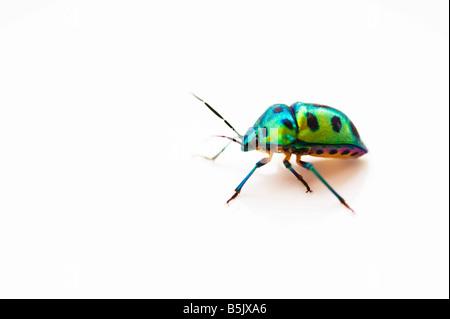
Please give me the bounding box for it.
[227,156,272,204]
[283,156,312,193]
[297,156,354,213]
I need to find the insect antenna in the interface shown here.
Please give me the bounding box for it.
[213,135,244,146]
[192,93,243,138]
[202,140,233,161]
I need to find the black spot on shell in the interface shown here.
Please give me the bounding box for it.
[351,152,359,156]
[273,106,283,113]
[331,116,342,133]
[306,112,319,131]
[316,150,324,155]
[282,119,294,130]
[329,150,338,155]
[341,150,350,155]
[350,121,360,139]
[297,148,309,154]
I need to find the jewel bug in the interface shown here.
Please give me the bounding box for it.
[193,94,368,212]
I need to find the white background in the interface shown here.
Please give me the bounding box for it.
[0,0,448,299]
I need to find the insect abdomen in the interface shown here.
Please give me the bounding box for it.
[290,102,367,153]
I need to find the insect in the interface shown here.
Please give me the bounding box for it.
[193,93,368,212]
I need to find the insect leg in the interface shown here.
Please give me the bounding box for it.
[227,155,272,204]
[282,153,312,193]
[296,156,354,213]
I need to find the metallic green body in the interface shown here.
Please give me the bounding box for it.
[242,102,368,158]
[192,93,367,212]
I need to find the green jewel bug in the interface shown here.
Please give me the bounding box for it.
[193,94,368,212]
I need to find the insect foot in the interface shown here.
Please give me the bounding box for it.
[226,191,240,204]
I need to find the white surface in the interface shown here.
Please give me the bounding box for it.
[0,0,448,299]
